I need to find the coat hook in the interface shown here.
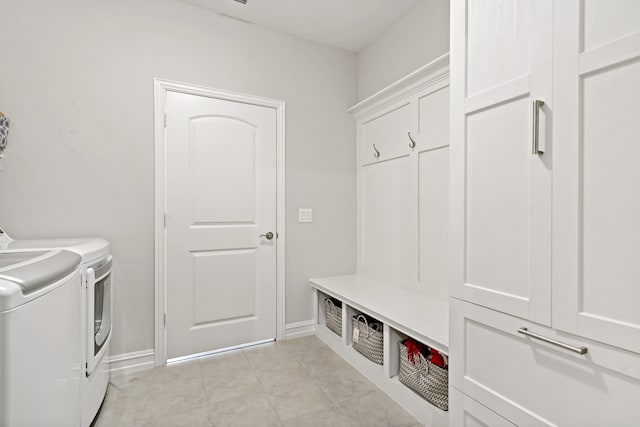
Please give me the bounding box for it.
[408,132,416,149]
[373,144,380,159]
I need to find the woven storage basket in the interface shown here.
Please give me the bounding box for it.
[324,298,342,337]
[351,314,384,365]
[398,341,449,411]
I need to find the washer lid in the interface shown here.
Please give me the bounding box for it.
[0,250,81,294]
[2,238,109,264]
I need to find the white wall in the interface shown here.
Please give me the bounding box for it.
[357,0,450,100]
[0,0,357,356]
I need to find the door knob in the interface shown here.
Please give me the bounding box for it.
[259,232,274,240]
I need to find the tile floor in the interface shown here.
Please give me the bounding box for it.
[95,335,421,427]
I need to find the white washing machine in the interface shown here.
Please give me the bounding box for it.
[0,228,113,427]
[0,249,83,426]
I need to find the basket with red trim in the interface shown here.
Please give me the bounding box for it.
[399,338,448,411]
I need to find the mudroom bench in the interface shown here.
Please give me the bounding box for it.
[310,274,449,427]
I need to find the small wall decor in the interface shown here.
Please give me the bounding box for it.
[0,112,9,158]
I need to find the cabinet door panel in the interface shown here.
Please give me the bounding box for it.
[360,157,412,287]
[582,0,640,52]
[451,0,552,325]
[554,1,640,354]
[450,299,640,427]
[418,86,449,150]
[466,0,532,96]
[466,99,530,301]
[361,101,413,164]
[582,62,640,328]
[450,388,516,427]
[419,146,449,300]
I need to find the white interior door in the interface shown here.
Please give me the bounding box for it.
[450,0,553,325]
[553,0,640,354]
[165,90,277,360]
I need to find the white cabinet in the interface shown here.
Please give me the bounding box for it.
[352,55,450,298]
[450,0,553,326]
[449,388,516,427]
[553,1,640,355]
[450,299,640,427]
[451,1,640,425]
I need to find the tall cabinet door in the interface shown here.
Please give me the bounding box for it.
[553,1,640,354]
[450,0,553,325]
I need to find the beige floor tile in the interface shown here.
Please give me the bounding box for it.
[264,377,332,421]
[299,351,351,377]
[337,390,421,427]
[203,369,261,403]
[310,365,377,403]
[298,343,345,363]
[243,341,289,359]
[279,336,327,360]
[93,392,150,426]
[140,406,213,427]
[254,360,311,389]
[97,337,422,427]
[93,414,146,427]
[244,345,304,374]
[144,359,202,385]
[199,349,250,377]
[108,374,149,397]
[209,392,282,427]
[282,406,356,427]
[146,375,208,416]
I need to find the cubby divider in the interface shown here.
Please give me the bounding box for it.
[343,304,359,347]
[386,326,409,379]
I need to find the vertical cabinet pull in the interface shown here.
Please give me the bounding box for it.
[373,144,380,159]
[408,132,417,149]
[532,99,544,155]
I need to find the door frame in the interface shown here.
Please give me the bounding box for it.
[153,78,286,366]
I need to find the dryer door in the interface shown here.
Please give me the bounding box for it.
[86,256,112,375]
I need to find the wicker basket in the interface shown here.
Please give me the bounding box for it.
[324,298,342,337]
[398,341,449,411]
[351,314,384,365]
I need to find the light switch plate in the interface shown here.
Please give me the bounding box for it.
[299,208,312,223]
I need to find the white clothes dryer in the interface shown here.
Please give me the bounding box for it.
[0,228,113,427]
[0,249,83,426]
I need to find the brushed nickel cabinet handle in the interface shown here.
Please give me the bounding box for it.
[518,327,587,354]
[373,144,380,159]
[532,100,544,155]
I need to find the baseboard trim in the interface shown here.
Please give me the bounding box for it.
[108,349,155,377]
[285,319,316,340]
[109,322,314,375]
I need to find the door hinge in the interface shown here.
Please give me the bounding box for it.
[164,112,167,128]
[164,213,167,228]
[164,313,166,327]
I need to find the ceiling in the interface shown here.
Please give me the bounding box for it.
[176,0,419,52]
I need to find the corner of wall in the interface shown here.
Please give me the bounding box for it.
[357,0,451,100]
